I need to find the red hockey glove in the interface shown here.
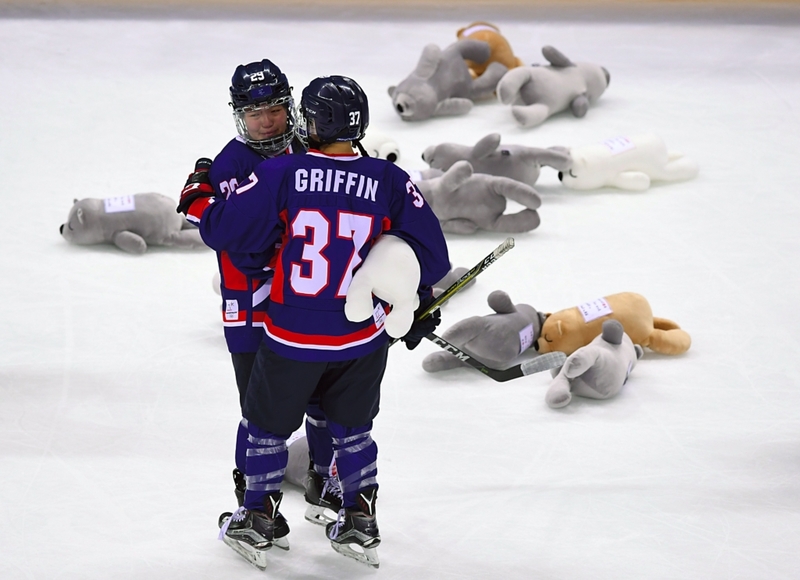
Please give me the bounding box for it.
[401,295,441,351]
[176,157,214,215]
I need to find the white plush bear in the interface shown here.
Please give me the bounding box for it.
[497,45,610,128]
[545,319,644,409]
[558,133,699,191]
[361,131,400,163]
[345,234,420,338]
[60,193,206,255]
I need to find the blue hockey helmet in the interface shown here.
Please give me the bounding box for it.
[229,59,296,156]
[299,75,369,146]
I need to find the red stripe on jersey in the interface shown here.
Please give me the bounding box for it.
[270,209,290,305]
[220,252,248,291]
[263,311,382,348]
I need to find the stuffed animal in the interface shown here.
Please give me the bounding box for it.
[497,46,610,128]
[284,431,310,489]
[59,193,206,255]
[537,292,691,357]
[416,161,541,234]
[545,319,644,408]
[361,130,400,163]
[345,234,421,338]
[388,39,508,122]
[558,134,699,191]
[422,133,572,188]
[456,21,524,78]
[422,290,544,372]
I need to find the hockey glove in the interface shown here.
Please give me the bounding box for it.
[401,296,441,351]
[176,157,214,215]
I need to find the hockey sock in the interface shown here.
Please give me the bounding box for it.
[235,418,249,474]
[305,400,335,476]
[243,422,288,511]
[328,420,378,510]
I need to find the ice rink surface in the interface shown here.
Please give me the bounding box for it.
[1,7,800,579]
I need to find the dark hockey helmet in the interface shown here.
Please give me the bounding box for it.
[229,59,296,156]
[298,75,369,146]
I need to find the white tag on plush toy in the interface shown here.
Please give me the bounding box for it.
[602,137,635,156]
[372,303,387,329]
[578,298,613,323]
[225,299,239,321]
[103,195,136,213]
[519,323,535,354]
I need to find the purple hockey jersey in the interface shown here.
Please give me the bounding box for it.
[207,136,304,353]
[188,149,450,362]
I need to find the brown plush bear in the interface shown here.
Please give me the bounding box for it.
[457,22,524,78]
[537,292,691,356]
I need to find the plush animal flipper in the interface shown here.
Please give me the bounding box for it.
[441,218,480,234]
[434,98,473,117]
[562,349,601,379]
[422,351,471,372]
[511,103,551,128]
[470,61,509,100]
[471,133,502,159]
[112,231,147,255]
[496,66,532,105]
[486,289,516,314]
[609,171,652,191]
[491,210,540,233]
[454,38,491,65]
[541,45,574,68]
[414,44,442,79]
[490,176,542,210]
[165,229,206,249]
[662,156,700,182]
[570,94,589,117]
[545,371,573,408]
[647,318,691,355]
[284,435,309,489]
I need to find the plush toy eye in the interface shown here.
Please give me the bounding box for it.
[569,169,577,178]
[542,334,553,343]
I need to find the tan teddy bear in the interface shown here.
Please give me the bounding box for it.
[537,292,691,356]
[457,22,524,78]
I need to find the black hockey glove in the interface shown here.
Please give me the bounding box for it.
[401,296,441,351]
[176,157,214,215]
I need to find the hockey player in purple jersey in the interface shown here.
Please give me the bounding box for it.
[180,59,340,542]
[178,75,450,569]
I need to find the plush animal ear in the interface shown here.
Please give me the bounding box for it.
[556,320,563,337]
[415,44,442,80]
[472,133,502,160]
[76,207,84,225]
[542,45,574,68]
[387,86,396,97]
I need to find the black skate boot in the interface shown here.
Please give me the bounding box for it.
[219,471,290,550]
[304,468,343,526]
[326,486,380,568]
[219,492,289,570]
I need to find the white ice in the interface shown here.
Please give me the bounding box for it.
[1,10,800,580]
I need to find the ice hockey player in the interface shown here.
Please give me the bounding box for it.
[178,75,450,569]
[179,59,340,545]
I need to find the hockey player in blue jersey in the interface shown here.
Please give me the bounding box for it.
[178,75,450,569]
[180,59,341,542]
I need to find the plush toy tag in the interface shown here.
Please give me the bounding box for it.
[103,195,136,213]
[519,323,535,354]
[602,137,635,156]
[225,299,239,321]
[372,303,387,329]
[578,298,613,323]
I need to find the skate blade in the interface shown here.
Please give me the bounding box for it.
[331,541,380,569]
[273,535,290,551]
[222,535,271,571]
[304,504,338,526]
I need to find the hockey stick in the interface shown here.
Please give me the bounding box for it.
[426,332,567,382]
[389,237,516,347]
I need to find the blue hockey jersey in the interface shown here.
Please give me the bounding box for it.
[188,149,451,362]
[207,136,304,353]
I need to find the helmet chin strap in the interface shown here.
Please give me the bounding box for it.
[355,140,369,157]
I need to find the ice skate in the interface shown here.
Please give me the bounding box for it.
[218,493,289,570]
[304,469,343,526]
[326,487,380,569]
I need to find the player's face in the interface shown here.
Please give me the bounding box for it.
[243,104,288,140]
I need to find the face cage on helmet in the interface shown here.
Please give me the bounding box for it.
[232,95,296,156]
